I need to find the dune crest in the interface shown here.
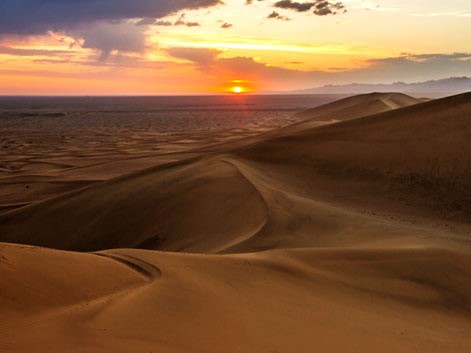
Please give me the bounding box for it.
[288,92,421,130]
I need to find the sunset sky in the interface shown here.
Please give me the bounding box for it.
[0,0,470,95]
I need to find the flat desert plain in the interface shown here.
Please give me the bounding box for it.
[1,92,470,353]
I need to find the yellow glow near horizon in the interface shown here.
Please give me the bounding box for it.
[232,86,243,93]
[160,39,374,55]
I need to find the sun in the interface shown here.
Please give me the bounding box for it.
[226,79,251,94]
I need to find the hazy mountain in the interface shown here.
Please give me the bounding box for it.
[293,77,471,97]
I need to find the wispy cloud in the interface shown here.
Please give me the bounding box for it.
[0,45,73,57]
[411,11,471,18]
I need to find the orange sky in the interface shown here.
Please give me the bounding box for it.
[0,0,470,94]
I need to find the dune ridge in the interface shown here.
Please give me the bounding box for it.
[288,92,421,130]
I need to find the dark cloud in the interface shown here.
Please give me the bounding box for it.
[361,53,471,80]
[136,18,157,26]
[313,1,346,16]
[274,1,314,12]
[184,22,201,27]
[142,14,201,28]
[174,14,201,27]
[0,1,221,35]
[155,21,174,27]
[273,0,346,15]
[0,1,220,56]
[267,11,291,20]
[221,23,233,29]
[396,53,471,61]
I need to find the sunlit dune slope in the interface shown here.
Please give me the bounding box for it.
[289,92,421,129]
[1,243,470,353]
[205,92,421,148]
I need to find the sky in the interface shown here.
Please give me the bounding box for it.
[0,0,470,95]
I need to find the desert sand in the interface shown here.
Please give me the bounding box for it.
[1,92,470,352]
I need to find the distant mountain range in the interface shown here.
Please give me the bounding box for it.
[292,77,471,97]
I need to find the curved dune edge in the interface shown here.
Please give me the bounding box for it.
[0,158,269,253]
[1,244,470,353]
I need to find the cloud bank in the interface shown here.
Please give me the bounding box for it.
[0,0,220,35]
[0,0,221,54]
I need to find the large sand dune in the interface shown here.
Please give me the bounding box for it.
[1,92,470,352]
[0,158,269,252]
[238,92,471,221]
[293,92,421,124]
[1,244,470,353]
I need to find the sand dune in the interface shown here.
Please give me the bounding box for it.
[1,92,470,352]
[197,92,421,151]
[238,92,471,222]
[295,92,421,120]
[0,158,268,252]
[288,92,421,130]
[1,93,469,252]
[1,244,470,353]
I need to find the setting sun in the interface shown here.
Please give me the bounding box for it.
[232,86,243,94]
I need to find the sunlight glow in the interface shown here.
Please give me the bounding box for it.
[160,40,364,55]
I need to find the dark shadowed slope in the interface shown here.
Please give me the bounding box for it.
[0,159,268,252]
[238,92,471,220]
